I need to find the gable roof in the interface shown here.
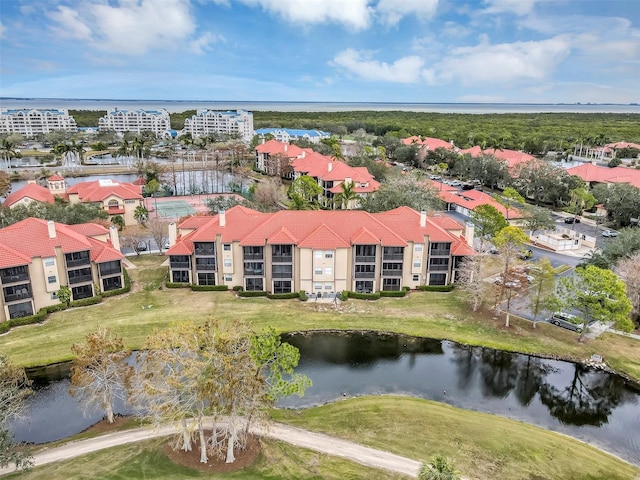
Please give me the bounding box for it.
[402,136,454,150]
[0,218,123,268]
[459,147,537,169]
[168,205,474,255]
[566,163,640,189]
[254,139,310,158]
[433,184,522,219]
[67,179,143,202]
[3,183,56,207]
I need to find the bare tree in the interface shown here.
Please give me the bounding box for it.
[147,217,169,252]
[615,252,640,325]
[252,178,284,211]
[527,258,556,328]
[69,327,132,424]
[456,255,485,312]
[120,232,145,255]
[494,226,530,327]
[0,355,33,472]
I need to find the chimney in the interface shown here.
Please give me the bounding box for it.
[284,144,288,152]
[27,179,36,184]
[109,226,121,251]
[345,176,352,185]
[464,221,475,247]
[168,222,177,246]
[47,220,56,239]
[328,162,333,172]
[219,210,226,227]
[420,211,427,228]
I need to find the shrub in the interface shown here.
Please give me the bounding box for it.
[299,290,308,301]
[237,290,267,297]
[69,295,103,308]
[380,290,407,297]
[0,322,9,334]
[340,290,349,301]
[44,303,68,313]
[165,282,191,289]
[346,291,381,300]
[232,285,243,291]
[191,285,229,291]
[7,309,47,329]
[266,292,299,299]
[416,284,455,292]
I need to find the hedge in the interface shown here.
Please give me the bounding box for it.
[346,291,381,300]
[266,292,299,300]
[191,285,229,291]
[416,284,455,292]
[237,290,268,297]
[165,282,191,289]
[232,285,243,291]
[69,295,104,308]
[379,290,407,297]
[299,290,308,301]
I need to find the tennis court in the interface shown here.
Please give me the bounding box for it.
[153,200,197,218]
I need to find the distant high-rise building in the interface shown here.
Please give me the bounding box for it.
[182,109,254,142]
[0,108,78,135]
[98,108,171,136]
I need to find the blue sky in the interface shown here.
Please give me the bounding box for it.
[0,0,638,103]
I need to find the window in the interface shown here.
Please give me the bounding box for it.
[314,251,322,259]
[223,244,231,251]
[324,267,332,275]
[47,275,57,284]
[172,270,189,283]
[197,273,216,285]
[324,283,332,290]
[272,264,292,278]
[355,281,373,293]
[413,261,421,268]
[44,258,55,267]
[382,278,401,291]
[314,283,322,290]
[223,259,232,267]
[71,284,93,301]
[224,275,232,282]
[245,277,263,291]
[8,301,33,319]
[103,276,122,291]
[414,245,423,251]
[273,281,291,294]
[325,252,333,258]
[429,273,447,286]
[413,275,419,282]
[314,267,322,275]
[51,292,58,300]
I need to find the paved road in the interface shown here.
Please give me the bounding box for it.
[0,420,428,478]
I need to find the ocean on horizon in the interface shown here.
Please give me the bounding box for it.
[2,98,640,114]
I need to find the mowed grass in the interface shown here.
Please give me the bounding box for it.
[1,255,639,383]
[3,437,407,480]
[273,396,640,480]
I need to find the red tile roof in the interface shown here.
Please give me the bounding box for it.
[168,205,474,255]
[3,183,56,207]
[566,163,640,189]
[0,218,123,268]
[434,184,522,219]
[402,136,454,150]
[47,174,65,181]
[606,141,640,150]
[255,139,310,158]
[66,223,110,237]
[67,179,143,202]
[459,147,538,169]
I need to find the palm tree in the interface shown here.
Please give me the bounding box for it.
[418,455,460,480]
[70,140,84,165]
[115,139,131,165]
[131,137,146,160]
[0,139,18,170]
[335,180,357,210]
[53,142,72,167]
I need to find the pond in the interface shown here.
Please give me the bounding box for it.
[9,331,640,466]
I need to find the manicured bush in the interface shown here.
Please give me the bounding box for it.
[165,282,191,289]
[299,290,308,301]
[380,290,407,297]
[191,285,229,291]
[237,290,268,297]
[346,291,381,300]
[416,284,455,292]
[266,292,299,300]
[44,303,68,313]
[340,290,349,301]
[232,285,243,291]
[8,309,47,329]
[69,295,103,308]
[0,322,9,334]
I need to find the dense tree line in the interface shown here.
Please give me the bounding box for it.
[0,199,108,228]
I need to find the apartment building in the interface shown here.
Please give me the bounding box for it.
[181,109,254,142]
[255,128,330,144]
[0,218,124,322]
[165,205,475,295]
[0,108,77,135]
[98,108,171,136]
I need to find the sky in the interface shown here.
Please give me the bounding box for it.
[0,0,639,103]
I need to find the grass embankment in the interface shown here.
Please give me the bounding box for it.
[273,396,639,480]
[4,438,405,480]
[0,255,638,382]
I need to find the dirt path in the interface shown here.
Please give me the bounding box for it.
[0,421,424,478]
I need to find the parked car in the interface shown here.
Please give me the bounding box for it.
[519,249,533,260]
[602,230,619,237]
[488,246,499,254]
[163,241,171,250]
[136,241,148,251]
[564,217,581,224]
[547,312,583,332]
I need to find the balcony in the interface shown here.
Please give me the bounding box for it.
[430,249,451,256]
[382,254,404,261]
[382,269,403,277]
[272,271,293,279]
[69,274,93,285]
[195,263,217,271]
[428,264,449,271]
[66,257,90,268]
[355,256,376,263]
[272,255,293,263]
[4,290,32,303]
[354,271,375,279]
[170,261,190,269]
[244,253,264,260]
[0,272,29,284]
[194,248,216,256]
[99,267,121,277]
[244,268,264,276]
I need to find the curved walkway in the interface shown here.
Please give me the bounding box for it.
[0,420,426,478]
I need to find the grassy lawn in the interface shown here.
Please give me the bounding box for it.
[1,255,639,384]
[273,396,639,480]
[4,437,407,480]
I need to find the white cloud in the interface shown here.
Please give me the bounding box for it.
[482,0,540,16]
[238,0,373,30]
[332,49,425,83]
[190,32,224,55]
[46,0,220,56]
[375,0,439,26]
[429,36,572,86]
